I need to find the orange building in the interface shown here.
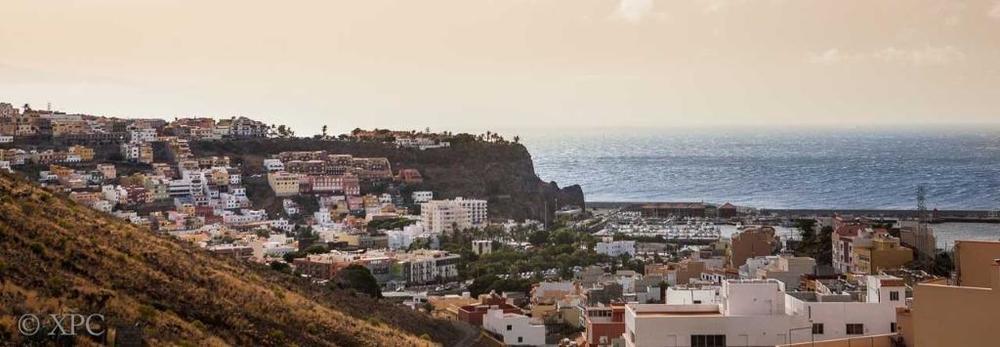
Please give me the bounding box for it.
[898,257,1000,347]
[728,226,778,268]
[954,240,1000,288]
[584,304,626,347]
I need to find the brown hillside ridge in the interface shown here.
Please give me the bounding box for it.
[0,173,464,346]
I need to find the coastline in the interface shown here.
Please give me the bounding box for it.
[586,201,1000,223]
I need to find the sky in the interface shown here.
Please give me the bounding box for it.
[2,0,1000,135]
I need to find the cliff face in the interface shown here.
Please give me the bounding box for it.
[191,137,585,223]
[0,174,463,346]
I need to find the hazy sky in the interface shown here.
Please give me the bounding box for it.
[2,0,1000,134]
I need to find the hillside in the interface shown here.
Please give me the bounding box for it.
[0,173,465,346]
[190,136,585,222]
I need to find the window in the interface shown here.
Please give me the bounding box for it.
[691,334,726,347]
[812,323,824,335]
[846,324,864,335]
[891,323,897,333]
[506,325,512,331]
[693,300,702,304]
[890,291,899,301]
[517,337,523,343]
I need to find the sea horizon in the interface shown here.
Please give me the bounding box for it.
[520,126,1000,211]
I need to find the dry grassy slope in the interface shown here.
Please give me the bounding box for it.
[0,174,460,346]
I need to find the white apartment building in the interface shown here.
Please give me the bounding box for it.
[221,209,267,225]
[624,277,905,347]
[595,237,637,257]
[420,197,487,233]
[421,201,468,233]
[282,199,299,216]
[665,287,720,305]
[386,223,428,250]
[397,250,460,284]
[412,191,433,203]
[472,239,493,255]
[262,158,285,172]
[314,207,334,227]
[128,128,158,143]
[483,308,546,346]
[455,197,488,226]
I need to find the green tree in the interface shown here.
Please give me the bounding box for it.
[333,264,382,298]
[269,261,291,273]
[931,250,955,277]
[528,229,550,246]
[304,243,328,254]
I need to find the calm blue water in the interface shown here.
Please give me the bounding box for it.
[520,127,1000,210]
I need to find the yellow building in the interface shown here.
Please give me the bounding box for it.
[67,145,95,161]
[852,235,914,274]
[209,168,230,186]
[51,119,86,136]
[138,144,154,164]
[427,295,479,319]
[898,257,1000,347]
[267,171,301,197]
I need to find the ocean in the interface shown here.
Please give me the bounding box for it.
[521,127,1000,210]
[519,127,1000,248]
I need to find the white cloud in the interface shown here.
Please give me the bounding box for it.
[809,49,848,65]
[809,46,966,67]
[615,0,654,23]
[698,0,786,13]
[874,46,966,66]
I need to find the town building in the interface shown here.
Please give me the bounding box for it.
[897,255,1000,347]
[230,116,269,137]
[207,245,254,261]
[953,240,1000,287]
[457,293,521,326]
[624,277,905,347]
[639,202,708,218]
[728,226,779,269]
[412,191,433,203]
[396,250,460,285]
[595,237,636,258]
[483,307,546,346]
[647,260,708,286]
[96,164,117,180]
[396,168,423,184]
[584,303,627,347]
[832,222,913,274]
[267,171,301,197]
[262,158,285,172]
[739,255,816,290]
[421,198,488,233]
[472,239,492,255]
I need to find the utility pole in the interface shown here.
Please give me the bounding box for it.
[916,185,927,224]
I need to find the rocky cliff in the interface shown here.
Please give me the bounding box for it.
[191,136,585,223]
